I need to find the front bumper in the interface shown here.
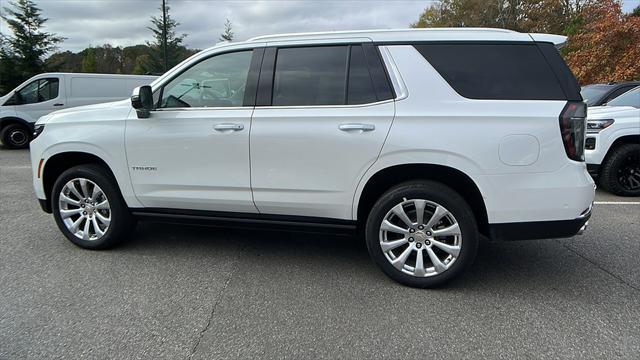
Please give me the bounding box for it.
[488,206,591,241]
[38,198,52,213]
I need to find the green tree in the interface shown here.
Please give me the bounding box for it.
[632,5,640,17]
[0,37,21,95]
[142,0,186,74]
[0,0,64,88]
[81,47,97,73]
[219,18,234,42]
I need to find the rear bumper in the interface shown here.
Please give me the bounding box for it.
[587,163,600,177]
[488,206,591,241]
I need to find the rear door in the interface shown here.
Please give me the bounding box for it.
[250,44,396,219]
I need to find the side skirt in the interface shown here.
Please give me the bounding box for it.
[130,208,358,236]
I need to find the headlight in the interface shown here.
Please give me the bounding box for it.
[33,124,45,139]
[586,119,614,134]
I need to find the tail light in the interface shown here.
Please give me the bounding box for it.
[559,101,586,161]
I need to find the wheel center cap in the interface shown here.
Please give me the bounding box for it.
[414,231,428,242]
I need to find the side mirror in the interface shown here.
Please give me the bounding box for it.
[131,85,153,118]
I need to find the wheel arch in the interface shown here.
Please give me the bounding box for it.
[0,116,34,131]
[355,163,489,236]
[601,134,640,166]
[41,151,119,213]
[608,135,640,153]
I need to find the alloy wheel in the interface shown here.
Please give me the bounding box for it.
[379,198,462,277]
[58,178,111,241]
[617,153,640,191]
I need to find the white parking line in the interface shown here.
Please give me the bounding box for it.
[594,201,640,205]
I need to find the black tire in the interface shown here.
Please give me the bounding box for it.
[599,143,640,197]
[365,181,479,288]
[0,123,32,149]
[51,164,135,249]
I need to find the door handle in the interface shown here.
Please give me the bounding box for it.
[53,103,64,107]
[339,123,375,132]
[214,123,244,131]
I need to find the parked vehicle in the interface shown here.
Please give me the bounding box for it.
[0,73,157,148]
[30,29,595,287]
[581,81,640,107]
[585,86,640,196]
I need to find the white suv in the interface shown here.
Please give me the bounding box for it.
[30,29,595,287]
[585,86,640,196]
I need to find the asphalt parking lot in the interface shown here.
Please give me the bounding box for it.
[1,148,639,359]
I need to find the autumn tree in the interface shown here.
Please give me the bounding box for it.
[564,0,640,84]
[411,0,592,34]
[219,18,234,42]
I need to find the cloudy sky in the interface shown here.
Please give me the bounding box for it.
[1,0,639,52]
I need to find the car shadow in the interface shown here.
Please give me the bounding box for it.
[117,220,589,292]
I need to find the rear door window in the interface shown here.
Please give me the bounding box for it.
[414,44,566,100]
[270,45,386,106]
[347,45,377,105]
[273,46,348,106]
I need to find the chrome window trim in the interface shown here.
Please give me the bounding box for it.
[378,45,408,101]
[151,98,394,112]
[153,106,253,112]
[253,98,394,110]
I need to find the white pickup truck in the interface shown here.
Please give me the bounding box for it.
[0,73,157,148]
[585,86,640,196]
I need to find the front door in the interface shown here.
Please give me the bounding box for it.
[125,49,259,213]
[13,77,64,122]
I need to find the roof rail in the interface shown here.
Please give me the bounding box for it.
[247,28,518,42]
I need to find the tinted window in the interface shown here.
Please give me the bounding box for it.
[581,85,611,106]
[607,87,640,108]
[415,44,566,100]
[604,86,635,104]
[273,46,348,106]
[160,51,252,108]
[38,78,59,100]
[14,78,59,104]
[348,45,377,105]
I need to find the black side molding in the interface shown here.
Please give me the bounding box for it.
[131,208,358,235]
[488,211,591,241]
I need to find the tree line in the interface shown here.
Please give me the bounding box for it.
[0,0,234,95]
[1,0,639,96]
[412,0,640,84]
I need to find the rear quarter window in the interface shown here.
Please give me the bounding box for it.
[414,43,566,100]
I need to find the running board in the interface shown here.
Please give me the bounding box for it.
[130,208,358,235]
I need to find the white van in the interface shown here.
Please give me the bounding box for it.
[0,73,157,148]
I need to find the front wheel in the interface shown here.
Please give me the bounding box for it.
[0,123,32,149]
[51,165,135,249]
[365,181,479,288]
[599,143,640,196]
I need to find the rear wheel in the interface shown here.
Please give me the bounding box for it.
[365,181,479,288]
[599,144,640,196]
[51,165,135,249]
[0,123,31,149]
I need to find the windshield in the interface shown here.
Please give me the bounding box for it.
[580,85,610,106]
[607,86,640,108]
